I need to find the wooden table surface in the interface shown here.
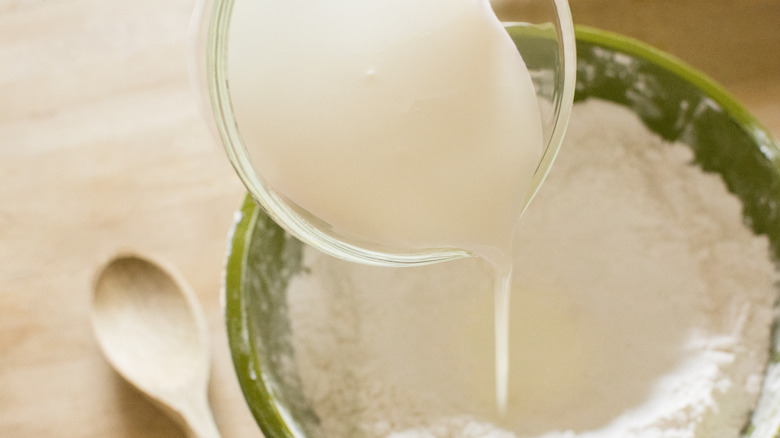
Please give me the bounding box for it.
[1,1,778,437]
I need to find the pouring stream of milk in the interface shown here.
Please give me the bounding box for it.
[228,0,544,414]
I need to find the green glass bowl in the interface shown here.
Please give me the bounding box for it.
[224,26,780,438]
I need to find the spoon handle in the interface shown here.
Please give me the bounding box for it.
[181,392,222,438]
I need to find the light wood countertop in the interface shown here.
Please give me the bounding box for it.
[1,1,778,437]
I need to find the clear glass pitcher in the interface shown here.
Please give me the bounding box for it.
[190,0,576,266]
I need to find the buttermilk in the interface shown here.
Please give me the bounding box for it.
[227,0,544,412]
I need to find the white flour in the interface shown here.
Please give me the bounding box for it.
[286,99,779,437]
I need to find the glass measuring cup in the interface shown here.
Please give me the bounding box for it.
[190,0,576,267]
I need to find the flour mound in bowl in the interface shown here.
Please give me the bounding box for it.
[286,99,779,438]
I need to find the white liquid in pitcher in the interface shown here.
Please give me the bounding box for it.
[228,0,543,413]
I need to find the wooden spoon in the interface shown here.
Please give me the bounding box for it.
[91,253,221,438]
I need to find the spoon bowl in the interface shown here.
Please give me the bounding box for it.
[91,253,221,438]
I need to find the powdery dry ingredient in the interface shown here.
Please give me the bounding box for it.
[285,99,779,438]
